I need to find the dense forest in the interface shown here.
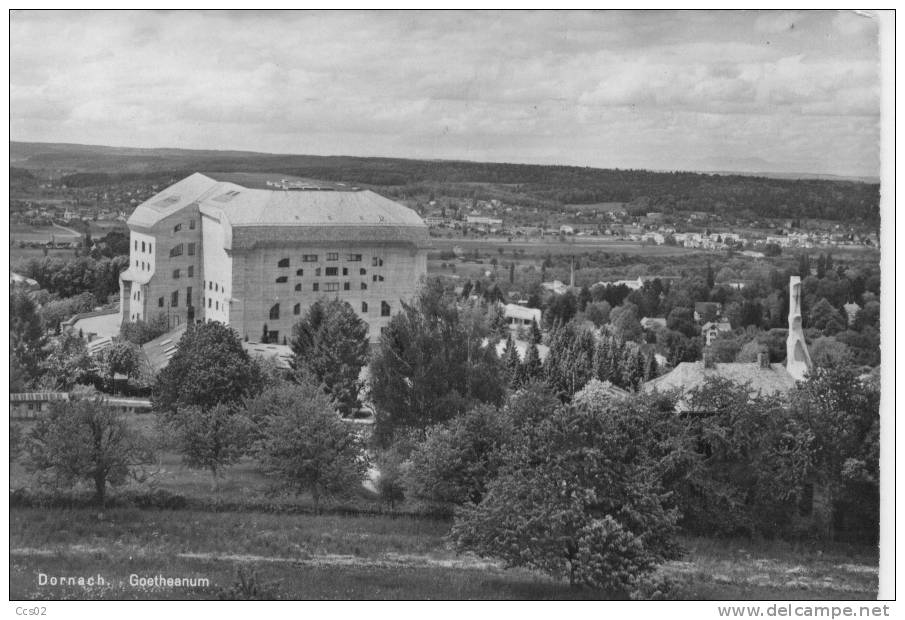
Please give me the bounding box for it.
[11,142,880,225]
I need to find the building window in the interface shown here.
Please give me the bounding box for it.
[134,240,138,251]
[312,283,319,292]
[158,297,164,307]
[276,276,288,283]
[296,269,304,276]
[187,265,194,277]
[325,267,338,276]
[208,298,212,308]
[348,254,362,261]
[381,301,391,316]
[174,223,182,233]
[215,301,219,310]
[135,260,139,268]
[361,282,368,290]
[141,241,146,252]
[360,268,367,276]
[215,283,219,292]
[325,282,340,292]
[343,282,350,291]
[170,243,184,257]
[172,269,181,279]
[186,287,192,306]
[302,254,318,262]
[372,257,384,267]
[188,243,196,256]
[189,219,196,230]
[141,261,145,270]
[373,274,384,282]
[361,301,368,313]
[293,303,301,315]
[315,267,321,277]
[171,291,179,307]
[149,243,152,253]
[278,258,290,268]
[294,283,302,291]
[327,252,339,261]
[208,281,212,290]
[269,304,280,320]
[342,267,349,276]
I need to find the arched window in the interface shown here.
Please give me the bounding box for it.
[294,283,302,291]
[278,258,290,268]
[361,301,368,313]
[293,303,301,315]
[360,282,367,290]
[269,304,280,320]
[381,301,391,316]
[296,269,304,276]
[276,276,288,283]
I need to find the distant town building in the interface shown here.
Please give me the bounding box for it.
[701,320,732,345]
[503,303,542,331]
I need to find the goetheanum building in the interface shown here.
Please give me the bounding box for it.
[120,172,428,343]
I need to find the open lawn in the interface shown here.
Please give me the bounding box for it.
[9,507,878,600]
[10,223,81,242]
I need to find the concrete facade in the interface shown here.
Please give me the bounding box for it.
[121,173,428,343]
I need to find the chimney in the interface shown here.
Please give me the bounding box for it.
[757,352,770,369]
[786,276,813,380]
[703,351,715,369]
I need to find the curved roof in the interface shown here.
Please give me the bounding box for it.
[127,173,427,243]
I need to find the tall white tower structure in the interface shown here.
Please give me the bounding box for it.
[786,276,812,381]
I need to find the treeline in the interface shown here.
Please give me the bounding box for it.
[12,143,880,223]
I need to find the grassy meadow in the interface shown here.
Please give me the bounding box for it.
[10,412,879,601]
[9,507,878,600]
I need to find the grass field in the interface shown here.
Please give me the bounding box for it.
[427,236,698,257]
[10,222,81,242]
[9,507,878,600]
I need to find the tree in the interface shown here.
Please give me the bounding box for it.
[790,368,880,541]
[546,291,578,327]
[290,298,370,414]
[808,298,846,335]
[120,313,169,345]
[527,318,543,344]
[24,392,156,505]
[96,340,141,392]
[153,322,264,416]
[451,398,678,593]
[254,379,368,512]
[405,404,512,511]
[581,300,612,328]
[519,340,543,385]
[666,307,696,338]
[676,378,814,537]
[41,331,93,390]
[610,302,643,342]
[501,336,521,387]
[369,280,506,443]
[543,322,597,399]
[167,403,253,489]
[809,336,854,369]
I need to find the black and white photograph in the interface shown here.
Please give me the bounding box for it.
[7,8,893,609]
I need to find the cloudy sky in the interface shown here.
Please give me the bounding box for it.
[10,10,882,177]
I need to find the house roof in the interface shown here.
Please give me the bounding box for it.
[128,173,428,247]
[644,360,797,407]
[503,303,541,323]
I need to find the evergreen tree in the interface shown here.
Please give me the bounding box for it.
[290,298,370,414]
[706,261,715,290]
[528,318,543,344]
[519,341,543,385]
[502,336,521,387]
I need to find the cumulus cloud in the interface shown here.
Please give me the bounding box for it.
[9,9,882,177]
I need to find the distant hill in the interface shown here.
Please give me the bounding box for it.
[10,141,880,225]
